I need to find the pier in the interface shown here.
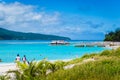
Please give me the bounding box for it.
[74,42,120,47]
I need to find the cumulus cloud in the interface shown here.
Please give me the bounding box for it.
[0,2,85,38]
[0,2,60,32]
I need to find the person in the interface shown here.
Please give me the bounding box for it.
[15,54,20,62]
[22,55,27,63]
[15,54,20,68]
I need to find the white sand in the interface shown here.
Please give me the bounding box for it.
[0,63,17,75]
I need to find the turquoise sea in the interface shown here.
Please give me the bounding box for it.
[0,40,109,63]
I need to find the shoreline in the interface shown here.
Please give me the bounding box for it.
[0,45,119,75]
[0,59,72,64]
[0,59,72,75]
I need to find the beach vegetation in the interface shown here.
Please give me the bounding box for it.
[0,75,10,80]
[104,28,120,41]
[81,53,97,59]
[45,57,120,80]
[100,50,112,56]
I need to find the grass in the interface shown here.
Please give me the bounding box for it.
[45,57,120,80]
[4,47,120,80]
[0,75,9,80]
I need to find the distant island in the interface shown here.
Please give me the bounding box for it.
[104,29,120,41]
[0,28,71,40]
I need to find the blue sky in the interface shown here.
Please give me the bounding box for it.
[0,0,120,40]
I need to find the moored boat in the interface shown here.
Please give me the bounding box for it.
[50,40,69,45]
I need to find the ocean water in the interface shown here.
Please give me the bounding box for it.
[0,40,109,63]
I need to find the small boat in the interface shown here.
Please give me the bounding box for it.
[50,40,69,45]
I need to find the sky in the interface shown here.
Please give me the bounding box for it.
[0,0,120,40]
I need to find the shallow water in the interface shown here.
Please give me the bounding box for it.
[0,40,108,63]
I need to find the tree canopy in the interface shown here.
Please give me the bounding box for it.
[104,28,120,41]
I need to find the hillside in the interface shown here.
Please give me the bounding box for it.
[0,28,70,40]
[104,29,120,41]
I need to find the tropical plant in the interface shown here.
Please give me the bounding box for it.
[100,50,112,56]
[8,60,54,80]
[81,53,97,59]
[48,61,65,73]
[0,75,10,80]
[45,58,120,80]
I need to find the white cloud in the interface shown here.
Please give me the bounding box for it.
[0,2,60,32]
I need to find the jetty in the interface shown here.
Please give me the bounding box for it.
[75,41,120,47]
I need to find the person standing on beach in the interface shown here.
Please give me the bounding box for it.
[15,54,20,62]
[22,55,27,63]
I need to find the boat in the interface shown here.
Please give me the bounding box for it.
[50,40,70,45]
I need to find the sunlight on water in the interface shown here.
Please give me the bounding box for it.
[0,40,108,63]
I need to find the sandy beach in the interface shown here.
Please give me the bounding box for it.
[0,63,17,75]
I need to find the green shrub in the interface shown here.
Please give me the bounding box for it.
[114,48,120,56]
[100,50,111,56]
[81,53,97,59]
[0,75,9,80]
[67,58,82,64]
[45,58,120,80]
